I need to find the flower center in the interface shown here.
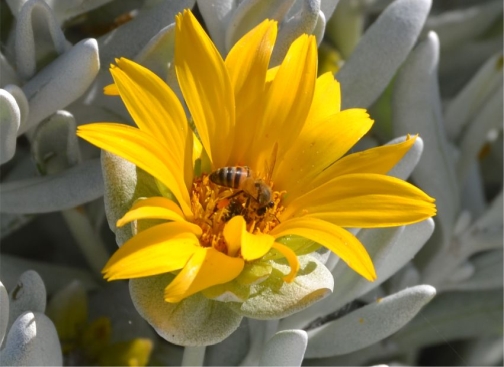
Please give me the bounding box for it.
[190,174,284,255]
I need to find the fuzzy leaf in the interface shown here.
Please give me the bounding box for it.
[280,219,434,330]
[337,0,432,108]
[0,281,9,346]
[101,151,161,246]
[305,285,436,357]
[0,312,62,366]
[129,273,243,346]
[0,89,20,164]
[392,31,459,261]
[7,271,46,332]
[259,329,307,366]
[0,159,103,214]
[390,289,503,349]
[21,38,99,134]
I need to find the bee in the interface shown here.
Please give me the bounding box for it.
[209,144,278,215]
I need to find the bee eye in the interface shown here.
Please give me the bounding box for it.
[255,183,260,188]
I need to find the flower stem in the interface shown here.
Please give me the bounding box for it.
[182,346,206,366]
[62,207,109,278]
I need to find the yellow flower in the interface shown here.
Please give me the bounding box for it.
[77,10,436,304]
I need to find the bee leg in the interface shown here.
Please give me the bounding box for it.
[226,190,244,200]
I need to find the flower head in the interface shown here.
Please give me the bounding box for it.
[77,10,436,304]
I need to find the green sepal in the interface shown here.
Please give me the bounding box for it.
[202,281,250,302]
[226,254,334,319]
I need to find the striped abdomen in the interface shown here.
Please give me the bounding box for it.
[209,166,252,189]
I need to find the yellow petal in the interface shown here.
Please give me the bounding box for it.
[117,197,201,236]
[270,217,376,281]
[175,10,235,168]
[225,19,277,106]
[305,72,341,128]
[223,216,274,260]
[77,123,192,217]
[271,242,300,282]
[103,83,119,96]
[251,34,317,168]
[282,173,436,228]
[164,247,244,303]
[225,19,277,163]
[102,222,200,280]
[111,58,193,190]
[275,109,373,201]
[310,135,417,190]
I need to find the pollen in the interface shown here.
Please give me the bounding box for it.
[190,174,284,256]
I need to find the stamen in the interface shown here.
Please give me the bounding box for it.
[190,174,285,256]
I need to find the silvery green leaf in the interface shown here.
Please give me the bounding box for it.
[21,38,99,134]
[270,0,320,65]
[386,135,423,180]
[392,31,459,254]
[31,111,81,175]
[0,89,20,164]
[228,254,333,320]
[461,161,486,218]
[225,0,294,54]
[196,0,236,54]
[445,261,475,284]
[205,319,249,366]
[1,53,20,87]
[240,319,279,366]
[439,38,502,98]
[129,273,243,346]
[15,0,70,80]
[390,289,503,349]
[280,219,434,330]
[425,1,503,51]
[7,271,46,332]
[101,151,161,246]
[181,346,206,367]
[304,342,389,366]
[463,190,503,254]
[134,24,182,101]
[3,85,28,133]
[325,0,364,59]
[45,0,115,24]
[0,213,33,239]
[386,263,421,295]
[305,285,436,357]
[97,0,195,68]
[0,311,62,366]
[462,337,504,366]
[444,52,503,141]
[456,84,503,182]
[442,250,503,291]
[319,0,339,20]
[0,158,103,213]
[312,10,326,46]
[337,0,432,108]
[0,281,9,346]
[421,192,502,286]
[0,254,98,295]
[259,330,307,366]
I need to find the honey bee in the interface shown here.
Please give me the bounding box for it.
[209,144,278,215]
[209,166,273,209]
